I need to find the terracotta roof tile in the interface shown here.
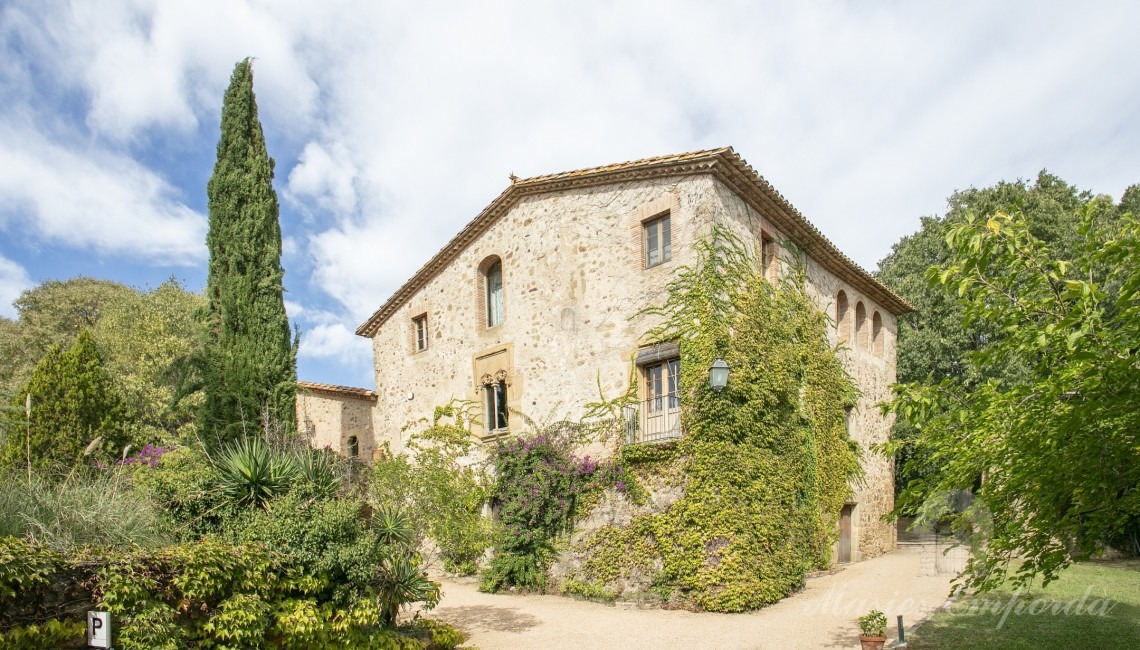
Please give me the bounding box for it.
[515,148,730,185]
[297,381,377,401]
[356,147,912,337]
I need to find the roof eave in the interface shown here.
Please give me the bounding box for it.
[355,148,913,337]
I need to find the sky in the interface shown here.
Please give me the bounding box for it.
[1,1,1137,389]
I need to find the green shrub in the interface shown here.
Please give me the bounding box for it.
[223,493,397,600]
[371,420,492,575]
[479,549,553,593]
[403,618,467,649]
[0,537,90,647]
[127,446,231,539]
[0,331,129,472]
[0,536,462,650]
[0,618,86,650]
[561,577,615,602]
[294,446,342,500]
[372,505,415,547]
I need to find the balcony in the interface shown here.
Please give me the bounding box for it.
[623,393,681,445]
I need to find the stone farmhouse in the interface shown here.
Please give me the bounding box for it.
[297,147,912,563]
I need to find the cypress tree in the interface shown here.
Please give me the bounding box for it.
[0,332,127,471]
[200,59,297,447]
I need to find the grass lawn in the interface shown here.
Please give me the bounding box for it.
[908,559,1140,649]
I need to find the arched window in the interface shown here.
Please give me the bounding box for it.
[482,258,504,328]
[346,436,359,458]
[836,291,850,343]
[872,311,883,357]
[855,302,867,351]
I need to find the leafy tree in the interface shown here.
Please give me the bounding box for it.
[879,172,1110,387]
[0,278,203,447]
[877,173,1132,504]
[199,58,296,447]
[0,278,136,397]
[888,201,1140,590]
[92,280,205,445]
[0,332,128,471]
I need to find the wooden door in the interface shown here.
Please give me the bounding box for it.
[838,504,853,563]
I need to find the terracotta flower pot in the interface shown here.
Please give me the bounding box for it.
[859,636,887,650]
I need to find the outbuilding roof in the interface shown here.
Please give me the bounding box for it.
[297,381,377,401]
[356,147,913,337]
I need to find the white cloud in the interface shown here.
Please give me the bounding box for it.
[0,118,207,263]
[298,321,372,365]
[3,0,1139,389]
[307,217,437,322]
[0,254,31,318]
[288,302,371,366]
[283,299,306,321]
[278,0,1140,316]
[286,141,359,218]
[4,0,319,142]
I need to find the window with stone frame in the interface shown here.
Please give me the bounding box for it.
[474,345,511,437]
[485,260,504,327]
[347,435,359,458]
[481,371,509,433]
[413,314,428,352]
[643,211,672,268]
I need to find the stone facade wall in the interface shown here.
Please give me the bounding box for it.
[296,390,376,460]
[364,172,899,563]
[369,175,714,455]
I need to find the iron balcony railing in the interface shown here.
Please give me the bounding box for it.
[623,394,682,445]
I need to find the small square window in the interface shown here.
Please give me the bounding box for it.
[413,314,428,352]
[644,213,672,268]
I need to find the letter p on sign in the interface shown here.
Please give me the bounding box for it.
[87,611,111,648]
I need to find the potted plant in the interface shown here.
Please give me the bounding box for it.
[858,609,888,650]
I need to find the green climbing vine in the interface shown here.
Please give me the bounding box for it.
[564,227,863,612]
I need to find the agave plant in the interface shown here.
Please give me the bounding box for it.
[294,448,342,500]
[372,505,415,548]
[214,437,298,509]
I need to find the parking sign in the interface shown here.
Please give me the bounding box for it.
[87,611,110,648]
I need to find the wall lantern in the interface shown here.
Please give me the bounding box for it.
[708,358,730,391]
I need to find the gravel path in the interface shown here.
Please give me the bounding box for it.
[428,547,953,649]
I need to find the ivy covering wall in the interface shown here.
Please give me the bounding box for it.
[560,228,863,612]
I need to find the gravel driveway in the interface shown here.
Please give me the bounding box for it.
[427,547,953,649]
